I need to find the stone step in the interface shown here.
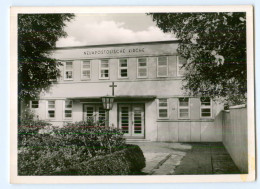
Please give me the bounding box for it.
[126,138,151,143]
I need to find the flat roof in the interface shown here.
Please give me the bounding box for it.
[54,40,180,50]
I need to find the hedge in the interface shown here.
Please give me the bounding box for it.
[53,144,146,175]
[18,120,146,175]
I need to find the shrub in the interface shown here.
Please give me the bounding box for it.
[18,117,52,147]
[18,120,141,175]
[54,121,126,156]
[53,144,146,175]
[18,145,90,175]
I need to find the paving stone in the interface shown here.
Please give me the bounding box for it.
[130,142,241,175]
[142,152,169,174]
[153,154,184,175]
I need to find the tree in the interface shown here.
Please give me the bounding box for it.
[148,13,247,105]
[18,14,75,101]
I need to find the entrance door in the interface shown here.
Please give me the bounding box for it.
[118,104,145,138]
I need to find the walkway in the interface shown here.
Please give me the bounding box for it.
[131,142,240,175]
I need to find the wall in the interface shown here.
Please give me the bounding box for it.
[156,98,223,142]
[222,106,248,173]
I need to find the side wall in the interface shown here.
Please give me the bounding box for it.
[222,106,248,173]
[156,98,223,142]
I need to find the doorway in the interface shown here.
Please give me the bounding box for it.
[118,104,145,138]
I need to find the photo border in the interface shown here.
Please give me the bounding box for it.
[10,5,255,184]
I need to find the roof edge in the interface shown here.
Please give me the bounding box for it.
[54,40,180,50]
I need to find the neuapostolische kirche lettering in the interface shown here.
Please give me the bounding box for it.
[83,48,145,55]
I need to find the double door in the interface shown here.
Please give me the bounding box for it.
[118,104,145,138]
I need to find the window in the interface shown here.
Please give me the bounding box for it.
[47,101,55,118]
[31,100,39,108]
[177,56,187,76]
[178,98,190,119]
[97,106,106,126]
[137,58,148,78]
[99,59,109,79]
[81,60,91,80]
[200,97,212,118]
[158,99,168,119]
[157,56,168,77]
[83,105,106,126]
[64,61,73,80]
[118,59,128,78]
[64,100,72,119]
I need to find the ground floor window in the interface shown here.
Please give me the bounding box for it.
[200,97,212,118]
[64,100,73,119]
[178,97,190,119]
[47,100,55,119]
[83,104,106,126]
[30,100,39,108]
[157,98,168,119]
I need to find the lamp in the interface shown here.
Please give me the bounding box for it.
[101,95,115,127]
[101,95,114,110]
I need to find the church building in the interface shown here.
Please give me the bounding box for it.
[24,40,223,142]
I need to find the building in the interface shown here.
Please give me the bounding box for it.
[23,40,223,142]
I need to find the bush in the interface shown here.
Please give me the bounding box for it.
[18,145,90,175]
[18,120,145,175]
[55,121,126,156]
[53,144,146,175]
[18,118,52,147]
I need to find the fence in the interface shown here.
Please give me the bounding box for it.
[222,105,248,173]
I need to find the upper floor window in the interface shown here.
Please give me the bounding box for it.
[200,97,212,118]
[81,60,91,80]
[177,56,187,76]
[118,59,128,78]
[64,61,73,80]
[64,100,73,119]
[99,59,109,79]
[157,56,168,77]
[31,100,39,108]
[137,58,148,78]
[158,98,168,119]
[178,98,190,119]
[47,101,55,119]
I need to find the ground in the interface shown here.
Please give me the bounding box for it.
[129,142,240,175]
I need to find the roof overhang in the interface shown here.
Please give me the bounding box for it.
[67,95,156,103]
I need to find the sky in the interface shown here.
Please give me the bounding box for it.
[56,13,176,47]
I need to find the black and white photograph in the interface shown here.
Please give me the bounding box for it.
[10,6,255,183]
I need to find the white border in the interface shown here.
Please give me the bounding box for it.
[10,5,255,184]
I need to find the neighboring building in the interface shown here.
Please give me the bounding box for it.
[22,40,223,142]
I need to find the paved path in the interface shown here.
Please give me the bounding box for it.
[130,142,240,175]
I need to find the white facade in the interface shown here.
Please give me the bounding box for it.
[23,41,223,142]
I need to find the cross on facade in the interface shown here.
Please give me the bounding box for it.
[109,82,117,96]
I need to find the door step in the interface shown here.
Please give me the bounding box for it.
[126,138,151,143]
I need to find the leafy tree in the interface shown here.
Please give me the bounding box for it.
[18,14,75,101]
[148,13,247,104]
